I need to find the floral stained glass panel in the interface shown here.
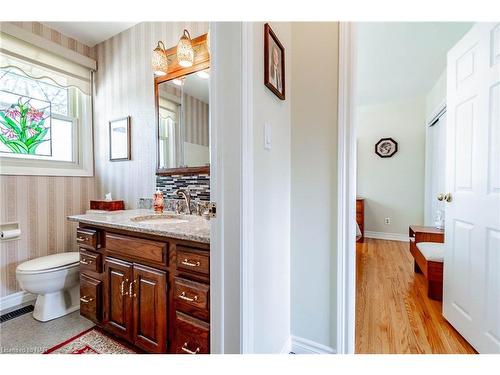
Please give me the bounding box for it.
[0,91,52,156]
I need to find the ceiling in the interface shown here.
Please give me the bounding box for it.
[42,22,138,47]
[356,22,473,105]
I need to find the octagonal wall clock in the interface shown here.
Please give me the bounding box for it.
[375,138,398,158]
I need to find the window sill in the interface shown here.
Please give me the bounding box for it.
[0,157,94,177]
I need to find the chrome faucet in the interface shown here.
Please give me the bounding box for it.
[175,188,192,215]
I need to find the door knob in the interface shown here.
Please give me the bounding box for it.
[443,193,452,202]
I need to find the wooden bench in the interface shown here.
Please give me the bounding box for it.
[409,225,445,301]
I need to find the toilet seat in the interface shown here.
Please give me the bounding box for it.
[16,252,79,274]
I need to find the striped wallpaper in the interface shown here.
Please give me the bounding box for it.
[184,93,209,147]
[0,22,97,298]
[0,176,96,297]
[159,84,209,147]
[6,22,96,59]
[93,22,208,208]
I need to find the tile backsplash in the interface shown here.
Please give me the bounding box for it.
[156,174,210,201]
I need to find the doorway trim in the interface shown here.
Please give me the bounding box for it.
[336,21,357,354]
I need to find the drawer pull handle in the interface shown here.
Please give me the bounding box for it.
[76,236,86,242]
[178,291,198,302]
[129,280,137,298]
[80,259,93,265]
[121,279,129,296]
[80,296,94,303]
[181,342,200,354]
[181,259,201,267]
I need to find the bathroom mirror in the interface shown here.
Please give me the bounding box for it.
[155,33,210,175]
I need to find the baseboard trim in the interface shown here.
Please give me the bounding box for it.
[364,231,409,242]
[291,335,336,354]
[0,291,36,314]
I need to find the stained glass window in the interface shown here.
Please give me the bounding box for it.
[0,66,74,161]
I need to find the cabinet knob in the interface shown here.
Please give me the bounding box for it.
[79,259,93,265]
[443,193,452,202]
[437,193,444,201]
[181,342,200,354]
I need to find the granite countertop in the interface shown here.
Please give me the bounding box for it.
[68,209,210,244]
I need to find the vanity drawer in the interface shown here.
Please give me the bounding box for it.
[174,277,209,313]
[174,312,209,354]
[105,233,167,265]
[176,246,209,276]
[79,249,102,273]
[80,274,101,322]
[77,228,100,251]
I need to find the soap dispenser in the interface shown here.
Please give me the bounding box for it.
[153,190,164,214]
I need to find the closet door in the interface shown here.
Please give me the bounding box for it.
[426,113,447,226]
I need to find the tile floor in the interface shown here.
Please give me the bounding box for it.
[0,308,94,354]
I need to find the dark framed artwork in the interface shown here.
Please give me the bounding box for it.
[375,138,398,158]
[109,116,131,161]
[264,23,285,100]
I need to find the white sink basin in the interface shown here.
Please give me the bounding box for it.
[130,214,189,225]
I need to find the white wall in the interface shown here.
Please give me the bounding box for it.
[93,22,208,208]
[426,68,447,119]
[357,96,426,235]
[290,22,339,351]
[249,22,292,353]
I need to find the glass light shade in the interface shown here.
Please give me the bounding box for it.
[152,41,168,76]
[177,29,194,68]
[206,29,210,54]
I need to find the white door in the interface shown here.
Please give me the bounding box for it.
[444,22,500,354]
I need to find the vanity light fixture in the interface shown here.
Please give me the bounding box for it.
[152,41,168,76]
[206,28,210,54]
[196,69,209,79]
[177,29,194,68]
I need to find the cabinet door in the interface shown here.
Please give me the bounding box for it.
[132,264,167,353]
[103,257,133,340]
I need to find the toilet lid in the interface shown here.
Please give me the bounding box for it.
[16,252,79,272]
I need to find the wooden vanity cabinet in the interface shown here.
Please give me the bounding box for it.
[103,258,167,353]
[76,225,210,354]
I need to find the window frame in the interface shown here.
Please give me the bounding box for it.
[0,68,94,177]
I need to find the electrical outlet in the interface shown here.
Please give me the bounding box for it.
[384,217,391,225]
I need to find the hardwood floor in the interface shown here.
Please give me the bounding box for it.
[355,238,476,354]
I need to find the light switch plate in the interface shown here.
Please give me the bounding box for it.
[264,122,272,150]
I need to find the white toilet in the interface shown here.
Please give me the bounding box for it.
[16,252,80,322]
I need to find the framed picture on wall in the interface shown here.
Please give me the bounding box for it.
[264,23,286,100]
[109,116,131,161]
[375,137,398,158]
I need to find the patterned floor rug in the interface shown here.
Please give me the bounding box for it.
[43,328,136,354]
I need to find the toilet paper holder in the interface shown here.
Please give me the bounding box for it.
[0,222,21,242]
